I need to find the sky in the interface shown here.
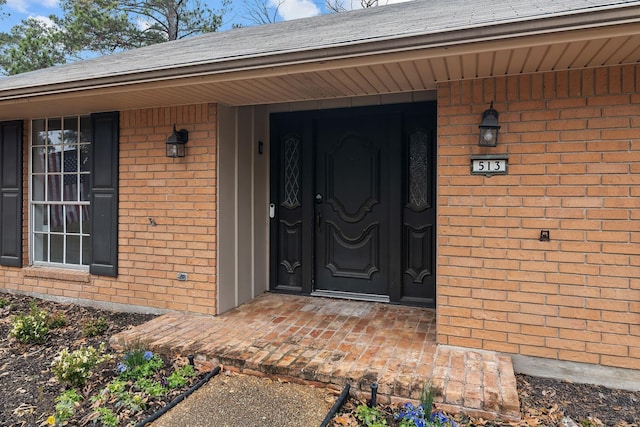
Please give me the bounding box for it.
[1,0,412,33]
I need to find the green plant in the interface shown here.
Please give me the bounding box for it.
[92,407,119,427]
[10,301,50,344]
[420,381,440,414]
[82,316,109,337]
[48,312,68,329]
[117,349,163,380]
[135,378,167,397]
[0,297,9,308]
[355,404,388,426]
[51,343,112,387]
[52,388,82,424]
[167,364,195,388]
[115,390,146,412]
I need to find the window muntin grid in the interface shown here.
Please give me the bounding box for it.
[30,116,91,268]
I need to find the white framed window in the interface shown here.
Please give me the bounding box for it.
[30,116,91,268]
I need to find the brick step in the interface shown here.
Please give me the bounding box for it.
[110,294,520,421]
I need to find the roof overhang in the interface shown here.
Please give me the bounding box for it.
[1,4,640,120]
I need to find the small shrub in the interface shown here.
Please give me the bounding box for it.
[115,390,146,412]
[167,364,195,388]
[92,407,119,427]
[10,301,50,344]
[135,378,167,397]
[355,404,388,427]
[118,349,163,380]
[82,316,109,337]
[48,312,68,329]
[53,388,82,423]
[51,343,112,387]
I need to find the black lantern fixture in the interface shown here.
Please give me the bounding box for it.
[478,101,500,147]
[166,124,189,158]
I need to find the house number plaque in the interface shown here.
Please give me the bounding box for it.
[470,154,509,177]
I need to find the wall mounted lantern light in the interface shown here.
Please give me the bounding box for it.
[166,124,189,158]
[478,101,500,147]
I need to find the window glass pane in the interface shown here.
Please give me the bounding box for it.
[32,120,46,146]
[50,234,64,263]
[63,117,78,145]
[66,206,81,233]
[48,118,62,147]
[50,206,65,232]
[80,117,91,144]
[82,236,90,265]
[47,175,62,201]
[80,174,90,201]
[84,207,91,234]
[63,148,78,172]
[33,233,48,262]
[63,174,78,201]
[80,144,90,172]
[66,235,80,265]
[32,175,46,201]
[32,147,46,173]
[33,205,48,232]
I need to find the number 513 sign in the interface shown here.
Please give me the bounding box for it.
[470,155,509,177]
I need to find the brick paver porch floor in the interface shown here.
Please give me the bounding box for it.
[110,293,520,421]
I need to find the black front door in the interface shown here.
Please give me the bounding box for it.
[270,102,436,306]
[314,113,396,296]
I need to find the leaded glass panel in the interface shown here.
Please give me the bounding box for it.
[408,131,429,210]
[282,136,301,209]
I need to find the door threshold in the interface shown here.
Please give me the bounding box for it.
[311,290,390,303]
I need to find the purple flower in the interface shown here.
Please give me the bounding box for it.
[430,411,458,427]
[144,351,153,361]
[116,362,127,373]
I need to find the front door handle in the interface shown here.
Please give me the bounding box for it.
[315,193,323,229]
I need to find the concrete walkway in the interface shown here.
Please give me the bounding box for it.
[110,293,520,421]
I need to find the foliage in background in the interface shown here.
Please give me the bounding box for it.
[0,0,229,75]
[0,18,67,75]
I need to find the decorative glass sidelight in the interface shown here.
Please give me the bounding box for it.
[282,136,301,209]
[408,131,430,211]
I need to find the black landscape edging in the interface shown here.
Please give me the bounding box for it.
[320,383,351,427]
[134,365,221,427]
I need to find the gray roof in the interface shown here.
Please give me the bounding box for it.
[1,0,639,92]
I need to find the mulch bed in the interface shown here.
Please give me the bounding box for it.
[332,375,639,427]
[1,292,638,427]
[0,292,208,427]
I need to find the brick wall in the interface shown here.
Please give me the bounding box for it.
[436,64,640,370]
[2,103,218,315]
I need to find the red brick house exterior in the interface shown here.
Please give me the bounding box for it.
[437,66,640,372]
[0,0,638,385]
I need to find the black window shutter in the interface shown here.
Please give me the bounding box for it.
[90,112,119,276]
[0,121,23,267]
